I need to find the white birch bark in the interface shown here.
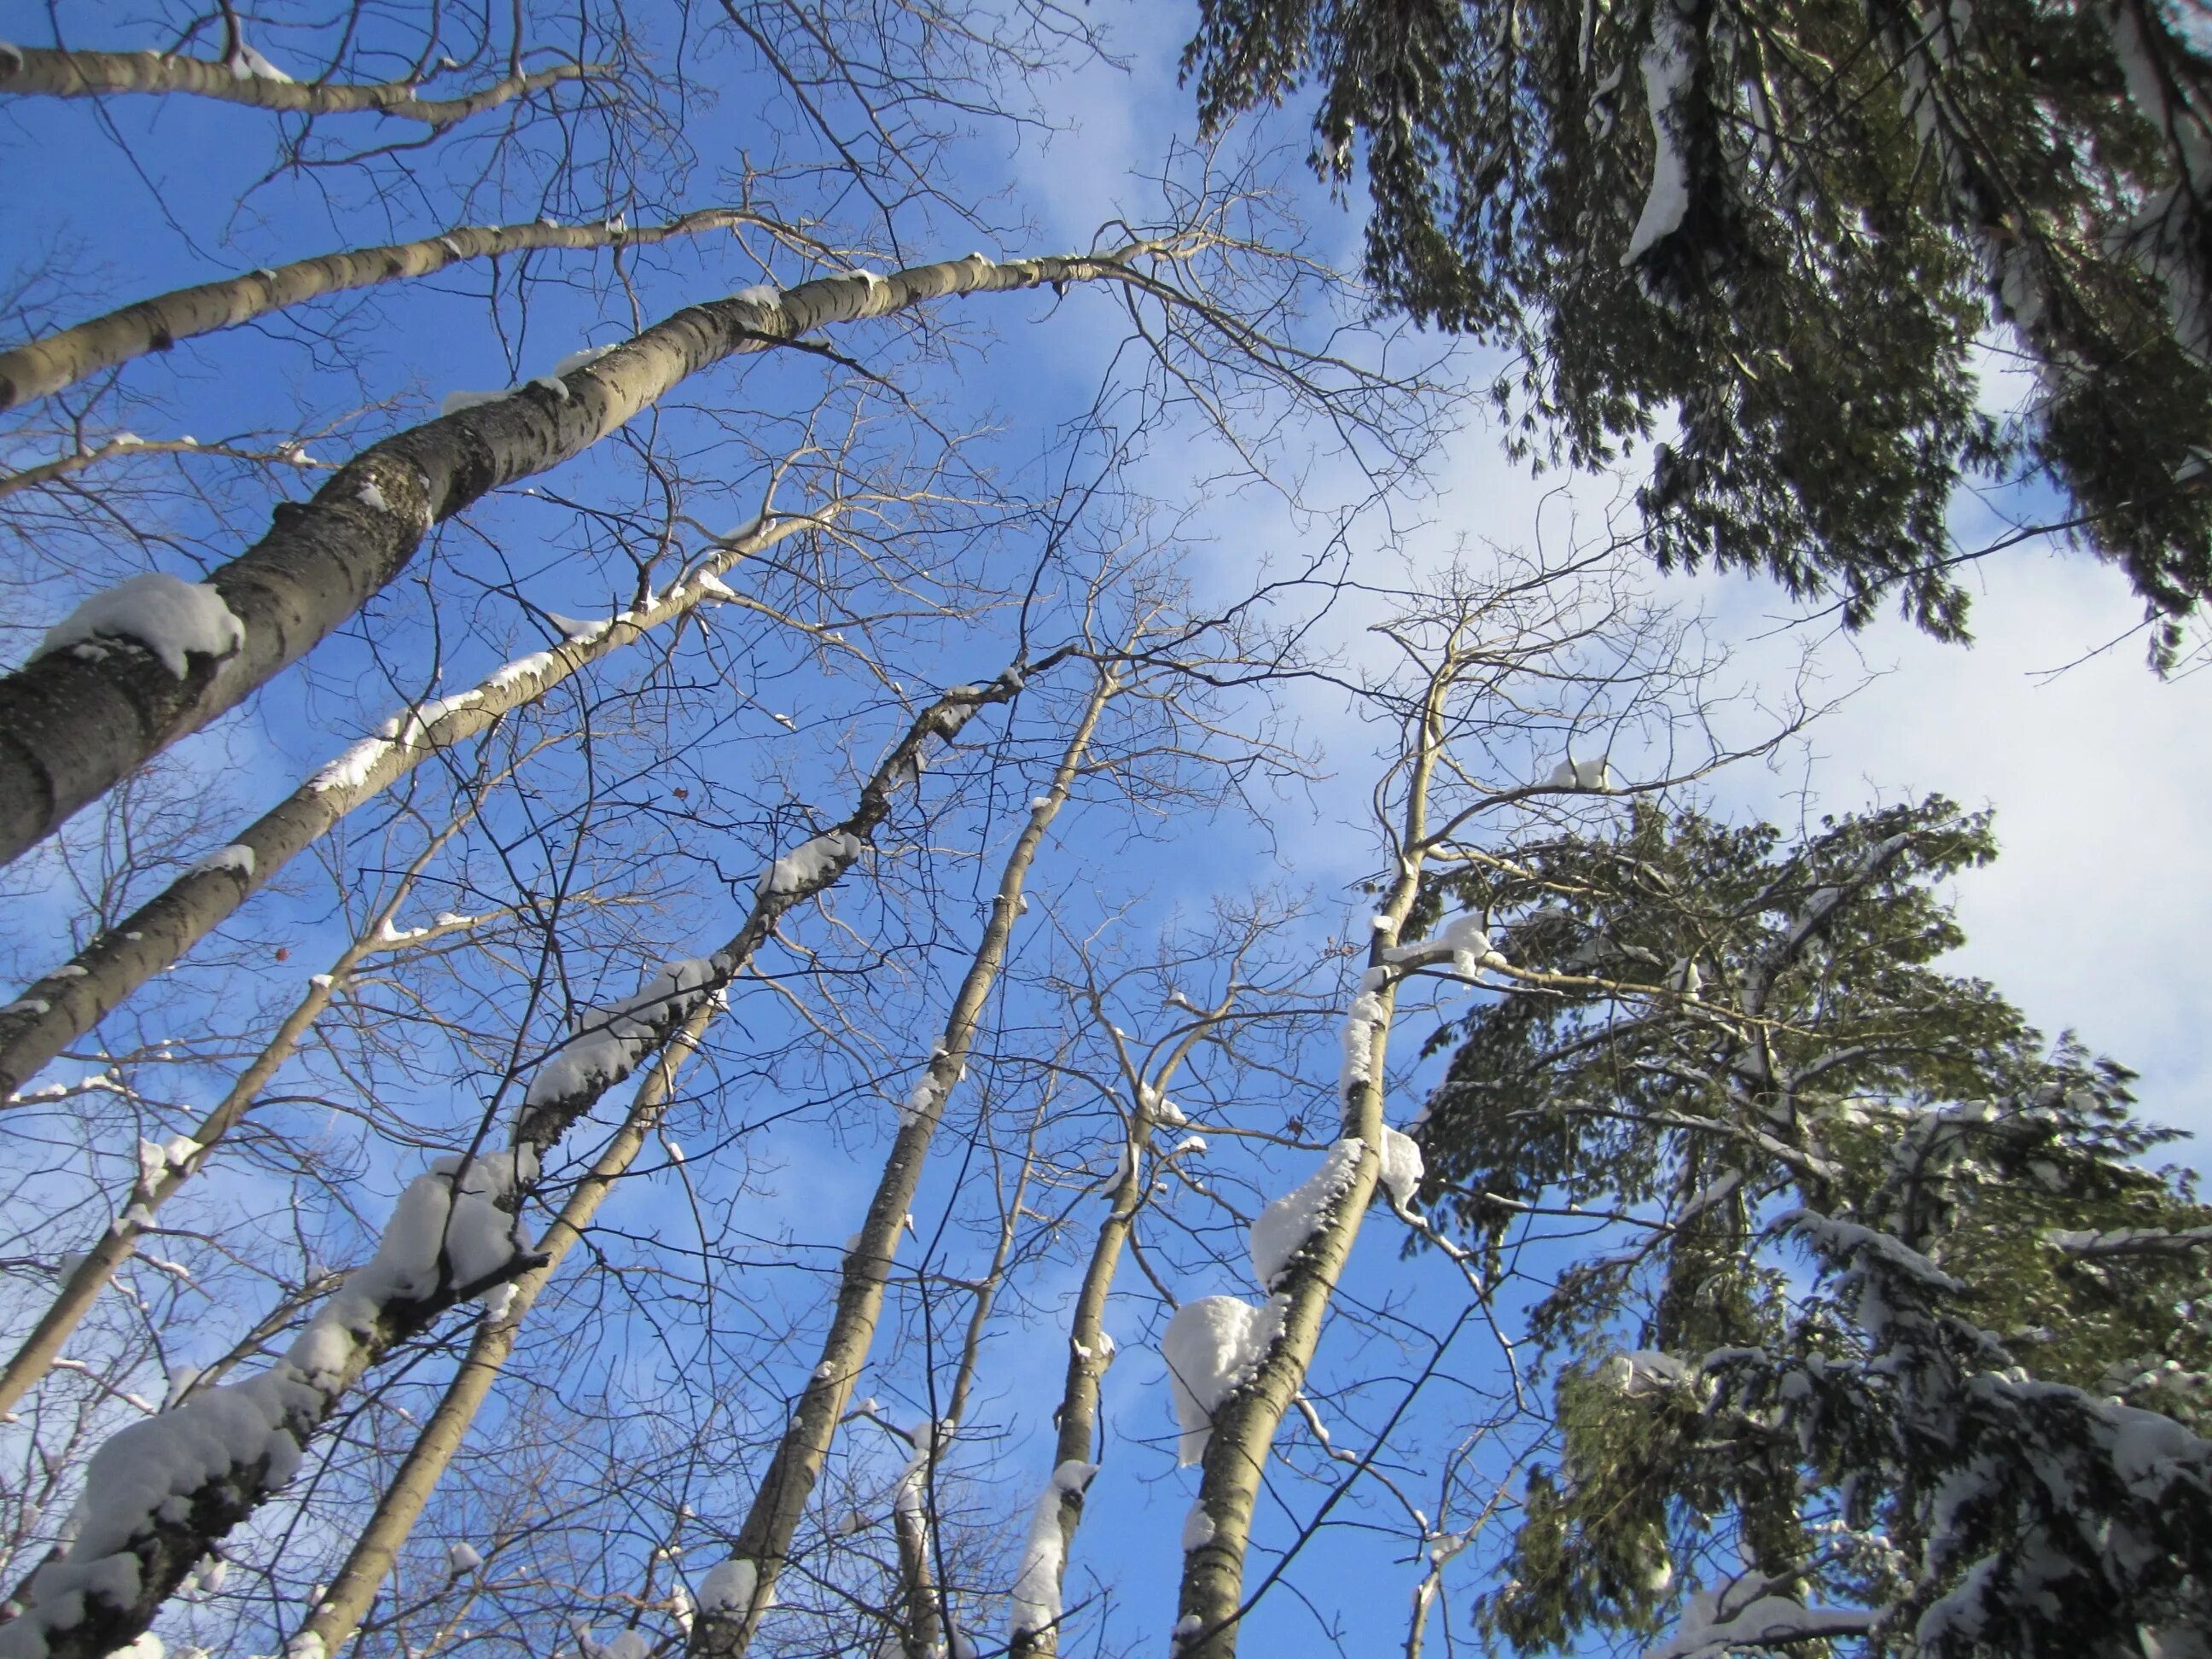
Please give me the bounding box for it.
[0,506,830,1103]
[0,240,1169,869]
[685,664,1123,1659]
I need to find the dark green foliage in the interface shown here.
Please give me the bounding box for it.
[1185,0,2212,658]
[1406,797,2212,1652]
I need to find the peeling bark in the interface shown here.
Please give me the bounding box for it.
[0,242,1159,870]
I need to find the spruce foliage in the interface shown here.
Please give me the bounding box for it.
[1412,796,2212,1652]
[1185,0,2212,660]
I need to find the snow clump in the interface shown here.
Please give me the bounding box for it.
[525,958,721,1111]
[33,573,245,678]
[1161,1295,1284,1464]
[1249,1138,1366,1290]
[1009,1460,1097,1638]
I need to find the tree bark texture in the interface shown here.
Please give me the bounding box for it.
[685,666,1120,1659]
[0,45,598,125]
[0,208,760,410]
[0,244,1153,871]
[0,510,823,1104]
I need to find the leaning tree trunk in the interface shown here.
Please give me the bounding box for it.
[0,208,767,410]
[294,996,716,1658]
[0,44,600,126]
[1010,994,1236,1657]
[1171,656,1456,1658]
[685,664,1121,1659]
[0,812,492,1417]
[0,504,834,1103]
[0,667,1045,1659]
[0,241,1167,870]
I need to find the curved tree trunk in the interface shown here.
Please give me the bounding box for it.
[0,242,1160,871]
[0,46,599,126]
[0,505,829,1103]
[0,208,766,411]
[685,664,1121,1659]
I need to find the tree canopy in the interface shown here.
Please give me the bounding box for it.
[1185,0,2212,659]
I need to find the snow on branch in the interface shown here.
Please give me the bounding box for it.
[1009,1460,1097,1639]
[0,1150,533,1659]
[1162,1296,1285,1465]
[1249,1138,1366,1290]
[30,573,243,678]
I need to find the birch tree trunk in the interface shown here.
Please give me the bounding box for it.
[0,242,1168,870]
[295,997,717,1658]
[0,46,601,126]
[0,209,765,411]
[0,811,492,1416]
[0,667,1043,1659]
[1171,648,1460,1659]
[1010,989,1238,1657]
[0,505,831,1103]
[685,663,1122,1659]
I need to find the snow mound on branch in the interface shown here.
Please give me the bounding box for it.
[697,1557,762,1614]
[1623,1,1694,266]
[1250,1138,1366,1290]
[759,830,861,896]
[1162,1295,1284,1465]
[0,1145,533,1659]
[447,1541,483,1574]
[526,958,719,1109]
[1644,1586,1875,1658]
[1377,1126,1423,1213]
[1009,1460,1096,1637]
[1598,1349,1691,1398]
[1340,975,1388,1100]
[1545,755,1615,791]
[1181,1505,1216,1551]
[34,573,245,678]
[226,41,293,82]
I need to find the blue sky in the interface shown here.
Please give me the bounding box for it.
[3,2,2210,1656]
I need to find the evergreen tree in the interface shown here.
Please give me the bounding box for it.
[1184,0,2212,660]
[1412,796,2212,1653]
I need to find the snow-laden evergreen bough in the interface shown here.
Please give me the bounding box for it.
[0,666,1047,1659]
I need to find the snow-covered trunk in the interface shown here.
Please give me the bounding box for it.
[0,817,479,1416]
[0,208,756,410]
[294,998,713,1659]
[1011,1037,1220,1655]
[0,242,1159,870]
[0,508,825,1102]
[685,666,1121,1659]
[0,674,1034,1659]
[0,46,600,125]
[1170,663,1455,1658]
